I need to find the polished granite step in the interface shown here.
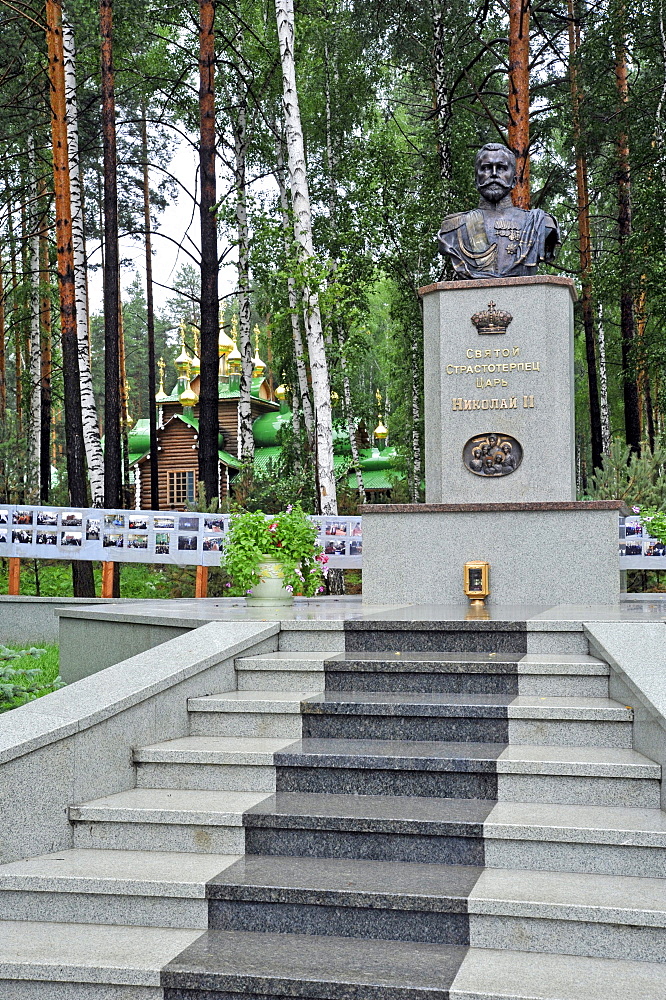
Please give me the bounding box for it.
[161,927,466,999]
[242,791,492,864]
[272,738,660,806]
[207,854,480,943]
[322,651,609,697]
[235,652,328,692]
[301,692,633,747]
[0,849,239,929]
[133,737,295,791]
[70,788,270,854]
[188,691,309,739]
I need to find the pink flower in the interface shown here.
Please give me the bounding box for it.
[315,552,329,564]
[632,506,641,513]
[286,505,293,513]
[285,584,293,593]
[268,522,277,532]
[225,582,231,588]
[317,586,325,593]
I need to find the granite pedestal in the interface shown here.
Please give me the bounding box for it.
[421,276,576,503]
[361,502,622,606]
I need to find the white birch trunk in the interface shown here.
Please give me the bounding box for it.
[234,96,254,461]
[63,13,105,504]
[28,138,41,487]
[411,333,422,502]
[597,301,611,453]
[275,0,337,515]
[338,329,365,503]
[275,146,315,448]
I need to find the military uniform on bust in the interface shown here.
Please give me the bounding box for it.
[438,143,560,280]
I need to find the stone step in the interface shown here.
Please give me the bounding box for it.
[133,736,296,791]
[207,853,479,943]
[301,692,633,747]
[272,738,660,806]
[70,788,270,854]
[484,800,666,877]
[206,853,666,963]
[161,926,466,998]
[188,691,307,738]
[235,652,329,692]
[469,865,666,964]
[0,919,202,997]
[0,849,239,929]
[162,928,666,999]
[323,651,609,697]
[242,790,490,864]
[449,947,666,999]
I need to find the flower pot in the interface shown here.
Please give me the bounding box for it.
[246,555,294,606]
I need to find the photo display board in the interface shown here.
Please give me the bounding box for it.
[619,516,666,570]
[0,506,363,569]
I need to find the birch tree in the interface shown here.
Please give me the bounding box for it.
[233,87,254,461]
[275,0,337,516]
[63,14,105,505]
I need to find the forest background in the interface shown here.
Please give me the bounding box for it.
[0,0,665,598]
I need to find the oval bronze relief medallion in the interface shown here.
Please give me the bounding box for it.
[463,432,523,477]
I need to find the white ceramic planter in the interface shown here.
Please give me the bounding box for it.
[246,556,294,606]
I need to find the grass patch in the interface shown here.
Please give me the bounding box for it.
[0,644,62,713]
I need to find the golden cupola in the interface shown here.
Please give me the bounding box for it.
[155,357,169,403]
[252,326,266,378]
[189,328,201,378]
[227,315,242,378]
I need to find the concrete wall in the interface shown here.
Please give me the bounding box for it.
[586,621,666,808]
[0,620,279,864]
[0,597,126,646]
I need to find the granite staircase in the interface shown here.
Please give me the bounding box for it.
[2,634,666,997]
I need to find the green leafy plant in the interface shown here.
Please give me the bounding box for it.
[633,506,666,545]
[223,504,327,597]
[0,645,64,711]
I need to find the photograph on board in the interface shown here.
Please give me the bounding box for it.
[104,514,125,528]
[103,533,124,548]
[37,511,58,526]
[13,510,33,525]
[155,533,170,555]
[178,516,199,532]
[86,519,101,540]
[62,512,83,527]
[203,536,223,551]
[36,531,57,545]
[204,517,224,532]
[0,530,6,543]
[129,517,149,531]
[12,529,32,544]
[128,534,148,550]
[154,516,175,529]
[61,531,83,547]
[0,510,7,525]
[178,534,198,551]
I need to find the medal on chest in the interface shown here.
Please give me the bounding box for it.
[493,217,522,254]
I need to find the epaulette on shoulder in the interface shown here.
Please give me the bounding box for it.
[438,212,467,234]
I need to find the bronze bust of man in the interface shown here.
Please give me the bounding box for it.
[438,143,560,279]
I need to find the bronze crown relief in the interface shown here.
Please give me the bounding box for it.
[471,301,513,335]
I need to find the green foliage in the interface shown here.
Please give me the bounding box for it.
[635,508,666,546]
[586,439,666,507]
[224,504,326,597]
[0,645,63,713]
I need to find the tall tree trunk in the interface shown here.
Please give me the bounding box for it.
[63,14,105,504]
[234,94,254,462]
[508,0,530,207]
[0,258,6,422]
[275,0,337,517]
[100,0,122,507]
[275,148,314,449]
[118,297,131,507]
[38,174,52,503]
[432,7,453,193]
[28,139,41,490]
[596,300,611,454]
[567,0,602,468]
[411,325,422,503]
[337,328,365,504]
[614,17,641,452]
[197,0,220,501]
[5,192,22,429]
[46,0,95,597]
[141,108,159,510]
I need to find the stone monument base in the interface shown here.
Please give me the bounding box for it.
[360,501,623,606]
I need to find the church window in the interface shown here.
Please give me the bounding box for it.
[168,470,196,506]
